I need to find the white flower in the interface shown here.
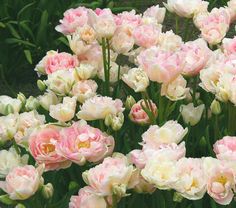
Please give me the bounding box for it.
[76,63,97,80]
[14,111,46,145]
[161,75,189,101]
[71,80,98,103]
[0,96,22,115]
[0,148,28,178]
[38,91,60,111]
[49,97,77,122]
[45,69,77,96]
[122,68,149,92]
[141,159,178,190]
[143,5,166,24]
[0,114,18,142]
[142,120,188,148]
[77,96,124,121]
[180,103,205,126]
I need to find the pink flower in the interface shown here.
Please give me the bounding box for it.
[29,126,71,171]
[222,37,236,55]
[55,7,89,35]
[82,154,134,196]
[45,52,79,74]
[207,164,235,205]
[56,121,114,165]
[137,46,183,83]
[196,8,231,45]
[143,5,166,24]
[0,165,43,200]
[115,10,142,27]
[213,136,236,161]
[69,186,107,208]
[129,99,158,125]
[181,38,212,76]
[133,24,160,48]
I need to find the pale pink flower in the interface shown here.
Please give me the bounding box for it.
[133,24,160,48]
[77,96,124,121]
[29,126,71,171]
[111,25,134,54]
[222,37,236,55]
[181,38,212,76]
[45,52,79,74]
[213,136,236,161]
[55,7,89,35]
[115,10,142,27]
[71,80,98,103]
[129,99,157,125]
[137,46,183,83]
[56,121,114,165]
[88,8,116,38]
[196,8,231,45]
[158,30,183,52]
[0,165,43,200]
[69,186,107,208]
[143,5,166,24]
[82,154,134,196]
[206,164,235,205]
[227,0,236,22]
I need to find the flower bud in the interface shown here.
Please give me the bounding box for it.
[41,183,54,199]
[111,113,124,131]
[5,104,14,115]
[37,80,46,91]
[0,194,15,205]
[25,96,40,111]
[210,100,221,115]
[112,184,126,198]
[38,91,59,111]
[199,136,207,148]
[173,192,184,203]
[69,181,79,191]
[105,114,113,127]
[15,204,26,208]
[17,93,26,106]
[125,96,136,110]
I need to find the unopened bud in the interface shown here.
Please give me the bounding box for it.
[5,104,14,115]
[25,96,40,111]
[210,100,221,115]
[17,93,26,105]
[69,181,79,191]
[37,80,46,91]
[125,96,136,110]
[173,192,183,203]
[15,204,26,208]
[112,184,126,198]
[41,183,54,199]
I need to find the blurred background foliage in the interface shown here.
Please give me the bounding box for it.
[0,0,231,96]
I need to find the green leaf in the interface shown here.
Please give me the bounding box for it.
[0,194,16,205]
[0,22,5,28]
[24,50,32,64]
[56,37,69,46]
[36,10,48,45]
[5,38,36,47]
[19,21,35,40]
[6,23,21,39]
[17,2,36,20]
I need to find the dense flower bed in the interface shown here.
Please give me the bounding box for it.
[1,0,236,207]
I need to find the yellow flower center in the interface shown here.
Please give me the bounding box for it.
[78,141,90,149]
[42,143,55,154]
[216,175,227,185]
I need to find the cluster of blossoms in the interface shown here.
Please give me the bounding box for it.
[1,0,236,207]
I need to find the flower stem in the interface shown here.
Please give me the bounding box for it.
[101,38,109,96]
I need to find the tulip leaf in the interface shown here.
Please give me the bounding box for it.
[24,49,33,64]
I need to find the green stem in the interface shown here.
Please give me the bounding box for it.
[106,38,111,96]
[214,115,219,142]
[228,102,236,136]
[192,76,198,106]
[112,195,117,208]
[175,16,179,35]
[101,38,109,96]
